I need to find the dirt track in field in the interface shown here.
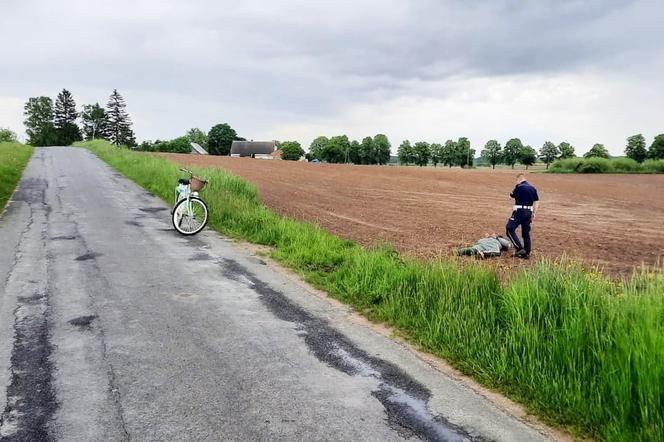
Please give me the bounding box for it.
[163,154,664,275]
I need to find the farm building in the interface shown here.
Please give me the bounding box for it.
[230,141,277,158]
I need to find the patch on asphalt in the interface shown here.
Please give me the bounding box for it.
[125,220,143,227]
[139,207,168,213]
[11,178,48,204]
[75,252,103,261]
[171,292,201,303]
[0,291,57,440]
[68,315,98,329]
[189,252,212,261]
[51,235,78,241]
[220,258,477,442]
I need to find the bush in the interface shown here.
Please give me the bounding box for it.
[0,128,18,143]
[550,157,584,172]
[577,157,613,173]
[643,159,664,173]
[611,158,642,173]
[280,141,304,161]
[137,137,191,153]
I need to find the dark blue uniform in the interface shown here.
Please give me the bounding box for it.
[506,181,539,255]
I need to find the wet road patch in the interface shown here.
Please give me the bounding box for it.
[139,207,167,213]
[75,252,103,261]
[0,291,57,440]
[50,235,78,241]
[68,315,98,330]
[220,258,477,442]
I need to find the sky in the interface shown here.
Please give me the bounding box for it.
[1,0,663,155]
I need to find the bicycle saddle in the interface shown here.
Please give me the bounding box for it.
[178,178,190,185]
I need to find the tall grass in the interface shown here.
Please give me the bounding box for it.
[0,142,34,211]
[76,140,664,441]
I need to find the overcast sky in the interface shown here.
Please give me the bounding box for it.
[1,0,663,155]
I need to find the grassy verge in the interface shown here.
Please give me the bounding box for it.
[0,142,35,212]
[549,157,664,173]
[75,140,664,441]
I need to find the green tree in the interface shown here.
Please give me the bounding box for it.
[348,140,361,164]
[625,134,647,163]
[80,103,107,140]
[152,136,191,153]
[54,89,82,145]
[430,143,443,167]
[322,135,350,163]
[279,141,304,161]
[359,136,374,164]
[308,136,328,161]
[520,145,537,169]
[442,140,457,167]
[24,96,57,146]
[0,128,17,143]
[398,140,414,165]
[558,142,575,159]
[649,134,664,160]
[413,141,431,167]
[373,134,391,165]
[504,138,523,169]
[481,139,502,169]
[106,89,135,146]
[456,137,474,168]
[584,143,610,159]
[187,128,208,149]
[539,141,559,169]
[207,123,238,155]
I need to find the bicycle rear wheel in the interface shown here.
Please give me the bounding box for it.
[172,197,208,235]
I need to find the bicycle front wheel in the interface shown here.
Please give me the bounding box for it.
[172,197,209,235]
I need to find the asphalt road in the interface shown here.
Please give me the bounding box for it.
[0,147,553,441]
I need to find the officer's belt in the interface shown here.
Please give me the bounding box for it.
[513,205,533,210]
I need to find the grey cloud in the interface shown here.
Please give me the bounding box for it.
[0,0,662,141]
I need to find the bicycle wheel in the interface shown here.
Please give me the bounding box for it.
[172,197,209,235]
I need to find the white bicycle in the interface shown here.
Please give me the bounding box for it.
[172,168,209,235]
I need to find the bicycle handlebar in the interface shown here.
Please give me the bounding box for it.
[179,168,193,175]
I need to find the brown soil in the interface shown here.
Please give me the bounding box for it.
[163,154,664,275]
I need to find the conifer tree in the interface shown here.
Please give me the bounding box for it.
[106,89,135,146]
[54,89,82,145]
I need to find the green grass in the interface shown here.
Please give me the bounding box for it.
[0,142,34,212]
[550,157,664,174]
[75,140,664,441]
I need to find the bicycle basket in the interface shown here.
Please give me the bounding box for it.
[190,176,207,192]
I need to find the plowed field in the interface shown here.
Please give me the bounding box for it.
[163,154,664,275]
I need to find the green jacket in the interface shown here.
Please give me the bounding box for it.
[457,236,511,257]
[474,237,503,256]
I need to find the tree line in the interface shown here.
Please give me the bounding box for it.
[137,123,246,156]
[482,139,571,169]
[23,89,135,147]
[137,123,308,160]
[398,138,477,167]
[306,134,391,165]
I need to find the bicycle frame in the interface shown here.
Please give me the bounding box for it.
[174,185,200,219]
[174,167,205,218]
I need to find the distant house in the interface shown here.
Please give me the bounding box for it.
[230,141,277,158]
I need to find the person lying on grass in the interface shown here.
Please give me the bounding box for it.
[456,233,511,259]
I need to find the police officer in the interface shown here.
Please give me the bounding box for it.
[506,173,539,259]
